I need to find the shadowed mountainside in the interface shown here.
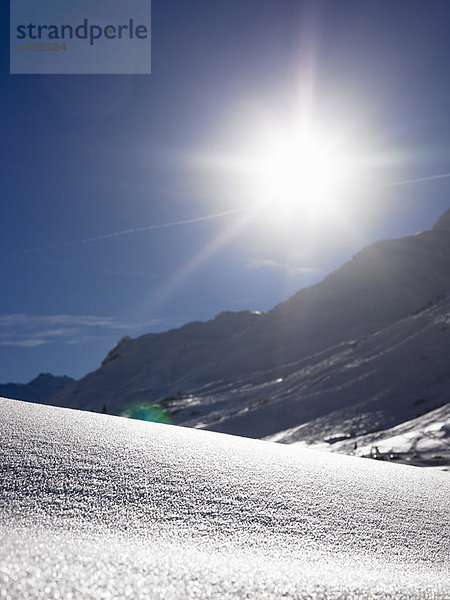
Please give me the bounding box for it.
[0,373,74,404]
[49,210,450,433]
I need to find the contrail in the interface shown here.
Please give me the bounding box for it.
[381,171,450,188]
[15,206,250,257]
[11,170,450,258]
[77,207,250,243]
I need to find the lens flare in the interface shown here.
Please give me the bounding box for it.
[121,402,173,424]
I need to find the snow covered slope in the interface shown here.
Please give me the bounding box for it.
[328,403,450,469]
[48,310,263,413]
[50,209,450,419]
[207,294,449,441]
[101,294,446,459]
[1,397,449,599]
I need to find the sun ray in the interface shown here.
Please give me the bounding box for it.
[130,207,255,324]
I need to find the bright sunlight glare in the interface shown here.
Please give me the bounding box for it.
[247,127,356,221]
[194,112,362,228]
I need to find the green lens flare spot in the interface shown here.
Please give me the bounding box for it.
[121,402,173,424]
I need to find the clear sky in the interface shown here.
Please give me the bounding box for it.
[1,0,450,383]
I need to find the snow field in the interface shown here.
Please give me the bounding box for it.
[1,398,449,599]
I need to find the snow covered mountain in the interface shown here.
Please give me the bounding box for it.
[50,309,263,412]
[1,397,448,599]
[0,372,74,404]
[333,403,450,468]
[47,209,450,453]
[193,294,450,438]
[269,402,450,469]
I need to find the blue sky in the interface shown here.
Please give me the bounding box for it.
[1,0,450,382]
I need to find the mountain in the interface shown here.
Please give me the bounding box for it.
[0,372,74,404]
[269,401,450,470]
[333,403,450,468]
[1,397,448,599]
[197,293,450,439]
[48,210,450,441]
[50,310,262,412]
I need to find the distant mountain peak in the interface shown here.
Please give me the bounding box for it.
[0,373,74,404]
[33,372,62,382]
[432,208,450,231]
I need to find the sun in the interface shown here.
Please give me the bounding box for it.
[193,111,360,228]
[249,128,354,221]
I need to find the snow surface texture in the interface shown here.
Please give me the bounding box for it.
[1,398,449,599]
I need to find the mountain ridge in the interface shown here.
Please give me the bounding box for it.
[49,208,450,428]
[0,372,74,404]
